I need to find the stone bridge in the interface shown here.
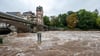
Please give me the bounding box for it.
[0,12,48,33]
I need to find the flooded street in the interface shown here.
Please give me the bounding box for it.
[0,31,100,56]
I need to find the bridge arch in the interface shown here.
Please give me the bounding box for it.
[0,18,31,33]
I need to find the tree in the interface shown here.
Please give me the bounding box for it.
[57,13,67,27]
[94,9,99,15]
[77,9,98,30]
[43,16,50,26]
[50,16,59,27]
[66,13,78,29]
[96,16,100,28]
[67,11,74,15]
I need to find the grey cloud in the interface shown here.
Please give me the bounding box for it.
[0,0,100,16]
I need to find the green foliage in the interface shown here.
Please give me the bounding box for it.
[43,16,50,26]
[57,13,67,27]
[77,9,98,30]
[67,11,74,15]
[50,13,67,27]
[66,13,78,29]
[43,9,99,30]
[96,16,100,28]
[50,16,59,27]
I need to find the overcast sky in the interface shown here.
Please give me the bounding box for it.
[0,0,100,16]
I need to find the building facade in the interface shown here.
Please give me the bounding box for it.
[23,11,35,21]
[36,6,44,25]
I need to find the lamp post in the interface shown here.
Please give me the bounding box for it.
[37,32,42,44]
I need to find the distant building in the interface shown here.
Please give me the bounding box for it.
[23,11,35,21]
[36,6,44,25]
[6,12,22,17]
[6,6,44,25]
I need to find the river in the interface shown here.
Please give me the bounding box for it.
[0,31,100,56]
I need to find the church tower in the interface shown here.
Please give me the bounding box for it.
[36,6,43,25]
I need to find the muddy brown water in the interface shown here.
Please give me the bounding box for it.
[0,31,100,56]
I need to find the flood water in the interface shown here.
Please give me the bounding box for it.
[0,31,100,56]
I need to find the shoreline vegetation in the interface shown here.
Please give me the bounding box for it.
[43,9,100,31]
